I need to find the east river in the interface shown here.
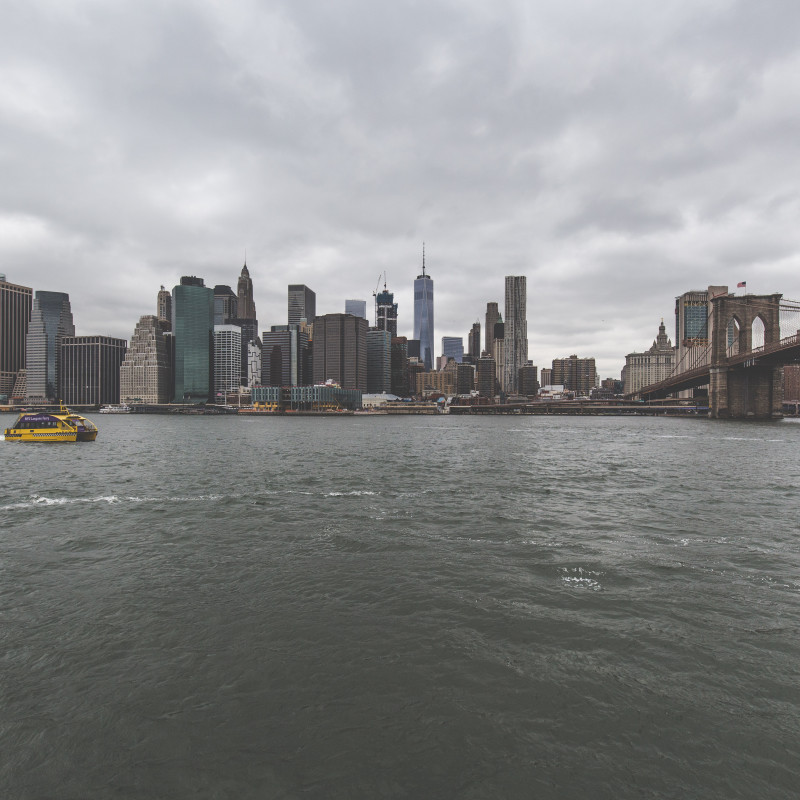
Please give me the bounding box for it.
[2,414,799,799]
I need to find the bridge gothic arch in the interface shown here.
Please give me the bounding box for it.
[710,293,783,418]
[751,315,766,351]
[711,293,781,363]
[726,315,742,357]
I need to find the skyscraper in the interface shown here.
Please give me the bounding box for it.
[345,299,367,320]
[442,336,464,364]
[493,318,505,393]
[25,291,74,401]
[237,263,257,321]
[213,285,238,326]
[674,286,728,373]
[376,281,398,338]
[413,250,434,371]
[366,328,391,393]
[261,325,309,387]
[120,315,173,404]
[172,277,214,404]
[503,276,527,394]
[288,284,316,325]
[391,336,410,397]
[468,322,481,360]
[213,325,242,401]
[232,263,259,385]
[60,335,127,406]
[312,313,367,390]
[485,302,499,356]
[476,352,497,398]
[0,275,32,396]
[157,285,172,328]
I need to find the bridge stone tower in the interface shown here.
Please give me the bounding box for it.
[709,293,783,419]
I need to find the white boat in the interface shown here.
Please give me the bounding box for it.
[99,404,131,414]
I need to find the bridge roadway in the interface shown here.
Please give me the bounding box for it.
[633,331,800,402]
[448,400,706,416]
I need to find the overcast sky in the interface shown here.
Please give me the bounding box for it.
[3,0,799,378]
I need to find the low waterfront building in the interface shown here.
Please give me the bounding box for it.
[551,355,597,397]
[416,369,455,397]
[252,383,362,411]
[518,361,539,396]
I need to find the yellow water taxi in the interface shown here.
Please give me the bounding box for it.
[4,404,99,442]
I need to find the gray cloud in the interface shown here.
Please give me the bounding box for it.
[2,0,799,378]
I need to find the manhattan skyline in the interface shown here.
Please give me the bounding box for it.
[3,1,800,378]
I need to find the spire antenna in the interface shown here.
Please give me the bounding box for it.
[422,242,426,276]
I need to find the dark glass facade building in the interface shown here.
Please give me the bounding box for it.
[366,328,391,393]
[442,337,463,363]
[25,291,74,401]
[288,284,316,325]
[172,277,214,404]
[60,336,127,405]
[261,325,309,387]
[0,275,32,396]
[391,336,409,397]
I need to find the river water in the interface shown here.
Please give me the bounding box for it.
[2,414,799,799]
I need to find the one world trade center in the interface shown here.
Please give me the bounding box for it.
[413,246,434,371]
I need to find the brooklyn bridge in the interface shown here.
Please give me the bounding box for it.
[631,293,800,419]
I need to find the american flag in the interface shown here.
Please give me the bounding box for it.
[737,281,746,288]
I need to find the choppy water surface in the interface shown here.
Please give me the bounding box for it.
[2,414,800,799]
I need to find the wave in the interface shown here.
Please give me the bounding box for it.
[0,493,224,511]
[1,488,382,511]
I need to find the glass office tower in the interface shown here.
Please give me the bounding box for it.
[172,277,214,403]
[413,253,434,371]
[25,290,74,401]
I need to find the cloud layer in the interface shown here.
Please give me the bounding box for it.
[2,0,799,377]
